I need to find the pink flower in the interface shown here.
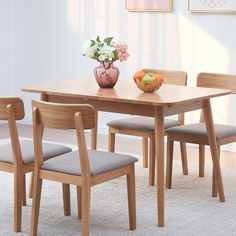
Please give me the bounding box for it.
[112,42,130,62]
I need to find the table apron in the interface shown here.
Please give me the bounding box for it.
[44,94,204,117]
[164,100,203,116]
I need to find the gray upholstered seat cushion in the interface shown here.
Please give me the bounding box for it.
[107,116,180,131]
[0,140,72,164]
[166,123,236,141]
[42,150,139,176]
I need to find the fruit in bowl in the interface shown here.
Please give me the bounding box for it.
[133,70,164,93]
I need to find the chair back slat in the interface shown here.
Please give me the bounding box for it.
[0,97,24,165]
[143,69,187,86]
[32,100,95,129]
[197,73,236,94]
[0,97,24,120]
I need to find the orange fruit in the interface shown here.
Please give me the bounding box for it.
[133,70,145,82]
[153,74,164,85]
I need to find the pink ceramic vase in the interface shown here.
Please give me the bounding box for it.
[94,62,120,88]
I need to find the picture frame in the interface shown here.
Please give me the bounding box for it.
[188,0,236,13]
[126,0,173,12]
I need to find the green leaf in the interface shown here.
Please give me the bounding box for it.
[91,40,96,46]
[91,56,98,60]
[96,36,100,42]
[104,37,113,45]
[92,51,99,61]
[113,50,119,61]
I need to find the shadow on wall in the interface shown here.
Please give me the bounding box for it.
[180,2,236,137]
[65,0,236,134]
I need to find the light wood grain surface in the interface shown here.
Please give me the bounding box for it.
[22,80,231,106]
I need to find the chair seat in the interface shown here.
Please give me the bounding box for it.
[107,116,180,131]
[0,140,72,164]
[42,150,139,176]
[166,123,236,142]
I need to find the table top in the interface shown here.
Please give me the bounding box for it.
[22,79,231,106]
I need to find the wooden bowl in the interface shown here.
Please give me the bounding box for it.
[134,73,164,93]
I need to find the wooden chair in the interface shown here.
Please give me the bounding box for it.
[0,97,72,232]
[107,69,188,186]
[30,100,138,236]
[166,72,236,196]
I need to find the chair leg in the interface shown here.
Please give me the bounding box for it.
[14,171,22,232]
[127,164,136,230]
[212,167,217,198]
[199,145,205,177]
[149,134,155,186]
[29,172,34,198]
[77,186,82,219]
[180,142,188,175]
[30,171,43,236]
[22,174,27,206]
[142,137,148,168]
[62,184,71,216]
[81,184,91,236]
[108,128,115,152]
[166,137,174,189]
[212,145,221,197]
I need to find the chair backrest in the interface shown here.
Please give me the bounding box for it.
[39,92,97,150]
[142,69,187,86]
[197,73,236,94]
[197,72,236,122]
[143,69,188,124]
[32,100,95,129]
[0,97,24,120]
[32,100,95,177]
[0,97,25,165]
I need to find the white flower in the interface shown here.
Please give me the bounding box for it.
[97,44,115,61]
[108,52,114,61]
[83,36,129,62]
[99,44,115,54]
[87,45,98,57]
[98,55,106,61]
[83,40,98,58]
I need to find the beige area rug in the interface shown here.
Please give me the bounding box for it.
[1,139,236,236]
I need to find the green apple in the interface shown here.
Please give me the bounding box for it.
[146,72,154,77]
[142,75,153,85]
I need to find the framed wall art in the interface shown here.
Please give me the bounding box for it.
[188,0,236,13]
[126,0,173,12]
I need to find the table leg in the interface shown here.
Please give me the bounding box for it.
[91,110,98,150]
[155,107,165,227]
[203,99,225,202]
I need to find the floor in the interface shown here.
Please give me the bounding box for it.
[1,122,236,235]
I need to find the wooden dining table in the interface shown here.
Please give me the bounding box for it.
[22,79,231,227]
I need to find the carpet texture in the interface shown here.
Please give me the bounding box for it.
[0,141,236,235]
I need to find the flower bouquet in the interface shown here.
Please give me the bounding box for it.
[83,36,129,88]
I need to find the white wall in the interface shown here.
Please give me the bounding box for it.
[1,0,236,149]
[0,0,12,95]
